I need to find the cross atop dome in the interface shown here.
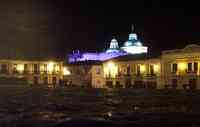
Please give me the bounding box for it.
[131,24,134,33]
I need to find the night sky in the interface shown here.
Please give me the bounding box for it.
[0,0,199,58]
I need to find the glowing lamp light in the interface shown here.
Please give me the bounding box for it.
[178,62,187,71]
[153,64,159,73]
[40,65,44,73]
[17,64,24,72]
[104,62,118,78]
[63,67,71,76]
[108,62,115,68]
[47,62,54,73]
[121,46,148,54]
[140,65,146,73]
[55,65,60,72]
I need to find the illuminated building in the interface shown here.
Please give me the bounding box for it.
[161,44,200,89]
[88,44,200,89]
[68,51,127,63]
[0,43,199,89]
[91,54,161,89]
[0,59,64,86]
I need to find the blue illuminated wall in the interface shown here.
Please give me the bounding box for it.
[68,51,128,63]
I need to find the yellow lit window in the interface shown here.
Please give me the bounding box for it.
[63,67,71,75]
[47,62,54,73]
[17,64,24,73]
[104,62,118,78]
[178,62,187,72]
[140,64,145,73]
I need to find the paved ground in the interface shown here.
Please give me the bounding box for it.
[0,86,200,127]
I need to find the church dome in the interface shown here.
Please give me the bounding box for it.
[109,38,119,49]
[124,40,133,47]
[106,38,120,53]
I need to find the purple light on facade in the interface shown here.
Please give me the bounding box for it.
[68,51,128,63]
[68,26,148,63]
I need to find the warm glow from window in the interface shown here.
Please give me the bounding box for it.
[178,62,187,71]
[47,62,54,73]
[140,64,145,73]
[104,62,118,78]
[55,65,60,72]
[17,64,24,72]
[153,64,159,73]
[63,67,71,75]
[108,62,115,68]
[40,65,45,73]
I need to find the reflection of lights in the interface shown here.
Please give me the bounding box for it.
[63,67,71,75]
[17,64,24,72]
[133,106,140,111]
[65,117,72,121]
[179,62,187,71]
[47,62,54,73]
[107,111,112,117]
[104,62,118,78]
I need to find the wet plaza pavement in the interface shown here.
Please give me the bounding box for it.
[0,86,200,127]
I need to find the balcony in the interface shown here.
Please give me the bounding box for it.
[33,70,40,75]
[23,70,29,74]
[183,84,197,90]
[123,74,132,78]
[52,71,59,75]
[186,71,198,76]
[171,70,198,77]
[10,70,31,75]
[145,74,157,80]
[105,76,115,80]
[171,71,177,75]
[12,70,21,75]
[40,71,48,75]
[31,70,60,75]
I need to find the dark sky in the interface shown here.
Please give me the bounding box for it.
[0,0,200,58]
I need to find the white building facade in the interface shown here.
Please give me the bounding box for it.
[90,44,200,90]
